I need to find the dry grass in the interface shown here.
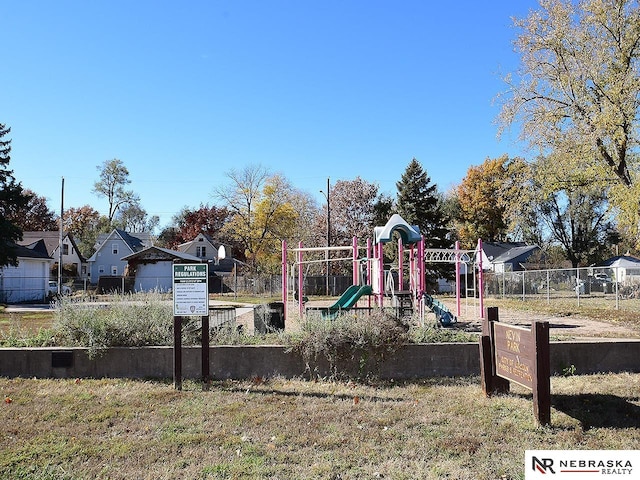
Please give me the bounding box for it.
[0,310,53,336]
[2,374,639,479]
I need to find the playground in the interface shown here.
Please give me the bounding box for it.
[281,214,484,330]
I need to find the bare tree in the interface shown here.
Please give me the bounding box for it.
[93,159,139,224]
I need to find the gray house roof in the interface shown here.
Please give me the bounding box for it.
[88,229,154,262]
[10,239,52,260]
[94,229,153,252]
[19,231,86,262]
[598,255,640,268]
[491,245,539,264]
[483,242,540,271]
[483,242,530,262]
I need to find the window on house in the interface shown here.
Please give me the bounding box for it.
[112,244,119,255]
[111,266,118,275]
[62,244,69,255]
[196,246,207,258]
[99,265,105,274]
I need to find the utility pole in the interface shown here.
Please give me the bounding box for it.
[58,177,64,295]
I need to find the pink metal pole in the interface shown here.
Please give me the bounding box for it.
[378,241,384,308]
[419,236,425,295]
[352,236,358,286]
[478,238,484,319]
[455,240,461,317]
[409,244,415,294]
[282,240,287,319]
[298,241,304,317]
[367,238,372,309]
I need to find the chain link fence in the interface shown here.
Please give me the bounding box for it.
[484,266,640,307]
[4,268,640,310]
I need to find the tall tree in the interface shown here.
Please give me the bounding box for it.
[160,204,234,251]
[93,159,139,224]
[0,124,30,266]
[499,0,640,190]
[114,203,159,233]
[214,165,300,272]
[5,189,58,231]
[455,156,511,247]
[608,175,640,252]
[63,205,103,258]
[533,154,616,267]
[328,177,379,246]
[395,158,449,249]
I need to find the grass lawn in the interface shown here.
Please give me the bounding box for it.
[2,374,639,479]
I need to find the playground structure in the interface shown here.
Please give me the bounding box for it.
[282,215,484,326]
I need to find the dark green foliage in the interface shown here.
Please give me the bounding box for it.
[395,158,450,249]
[0,123,30,267]
[396,158,452,278]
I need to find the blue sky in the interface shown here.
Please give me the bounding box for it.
[4,0,537,230]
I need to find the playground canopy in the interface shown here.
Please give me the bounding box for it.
[374,214,422,245]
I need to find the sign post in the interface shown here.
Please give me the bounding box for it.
[173,263,209,391]
[480,307,551,425]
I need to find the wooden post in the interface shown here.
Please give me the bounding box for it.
[202,314,210,391]
[479,307,510,396]
[533,321,551,425]
[174,316,182,391]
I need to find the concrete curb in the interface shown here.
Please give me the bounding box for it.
[1,341,639,380]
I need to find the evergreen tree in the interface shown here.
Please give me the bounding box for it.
[0,124,30,266]
[395,158,449,249]
[395,158,451,282]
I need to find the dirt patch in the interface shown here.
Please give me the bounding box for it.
[437,298,639,340]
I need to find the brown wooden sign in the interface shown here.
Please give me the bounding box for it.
[480,307,551,426]
[493,323,535,389]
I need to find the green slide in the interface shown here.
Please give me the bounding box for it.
[322,285,373,320]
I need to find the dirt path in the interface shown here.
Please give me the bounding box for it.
[438,298,639,339]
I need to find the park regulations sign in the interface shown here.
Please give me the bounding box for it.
[173,264,209,316]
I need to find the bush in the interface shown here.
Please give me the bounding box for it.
[53,293,179,358]
[287,311,410,379]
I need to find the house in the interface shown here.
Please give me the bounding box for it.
[481,241,540,273]
[177,232,238,284]
[18,231,87,280]
[87,229,154,284]
[122,246,202,292]
[177,233,230,263]
[0,240,53,303]
[598,255,640,284]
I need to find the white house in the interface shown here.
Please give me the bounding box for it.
[0,241,53,303]
[177,233,230,263]
[598,255,640,284]
[122,246,202,292]
[19,231,87,279]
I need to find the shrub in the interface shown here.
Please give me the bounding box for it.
[53,293,179,358]
[287,311,410,380]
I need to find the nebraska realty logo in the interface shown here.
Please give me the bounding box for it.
[525,451,638,479]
